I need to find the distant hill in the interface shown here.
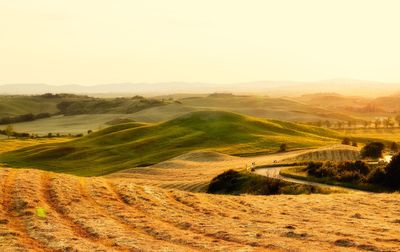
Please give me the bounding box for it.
[0,79,399,96]
[0,111,342,176]
[179,94,356,122]
[0,94,169,118]
[0,94,89,117]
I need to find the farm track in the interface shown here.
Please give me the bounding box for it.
[1,168,400,251]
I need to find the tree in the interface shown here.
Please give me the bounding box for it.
[352,141,358,147]
[374,119,382,129]
[395,115,400,127]
[390,142,399,153]
[384,153,400,189]
[5,125,13,139]
[279,143,287,152]
[342,137,351,145]
[325,120,331,128]
[347,121,353,129]
[87,129,93,134]
[361,142,385,159]
[363,121,370,129]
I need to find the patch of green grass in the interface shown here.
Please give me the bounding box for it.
[0,111,344,176]
[35,207,46,218]
[207,169,332,195]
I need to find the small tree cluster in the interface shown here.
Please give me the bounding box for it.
[361,142,385,159]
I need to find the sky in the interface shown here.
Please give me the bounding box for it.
[1,0,400,85]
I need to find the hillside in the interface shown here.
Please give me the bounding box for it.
[1,168,399,251]
[179,94,356,122]
[0,111,342,176]
[57,96,168,115]
[0,95,83,117]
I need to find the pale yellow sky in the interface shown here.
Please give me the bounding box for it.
[1,0,400,85]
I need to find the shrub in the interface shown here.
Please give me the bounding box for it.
[342,138,351,145]
[279,143,288,152]
[207,169,241,193]
[384,153,400,189]
[390,142,399,153]
[367,166,386,184]
[306,162,323,176]
[361,142,385,159]
[306,161,370,183]
[207,169,327,195]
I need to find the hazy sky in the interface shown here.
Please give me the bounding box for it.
[1,0,400,85]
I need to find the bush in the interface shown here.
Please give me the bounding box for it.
[385,153,400,189]
[342,138,351,145]
[207,170,241,193]
[279,143,288,152]
[207,169,327,195]
[306,161,370,183]
[367,166,386,184]
[361,142,385,159]
[390,142,399,153]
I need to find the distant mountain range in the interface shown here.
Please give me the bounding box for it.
[0,79,398,97]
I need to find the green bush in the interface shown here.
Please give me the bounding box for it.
[361,142,385,159]
[385,154,400,189]
[207,169,328,195]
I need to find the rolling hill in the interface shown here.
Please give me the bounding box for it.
[0,111,343,176]
[1,167,399,251]
[179,94,356,122]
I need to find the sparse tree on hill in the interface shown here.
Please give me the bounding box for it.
[5,125,13,139]
[279,143,288,152]
[352,141,358,147]
[395,115,400,127]
[87,129,93,134]
[384,153,400,189]
[342,137,351,145]
[390,142,399,153]
[325,120,331,128]
[374,119,382,129]
[361,142,385,159]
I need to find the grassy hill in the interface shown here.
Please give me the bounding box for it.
[179,94,356,122]
[0,95,64,117]
[0,111,343,176]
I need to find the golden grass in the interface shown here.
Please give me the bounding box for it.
[1,168,399,251]
[0,137,73,154]
[1,140,397,251]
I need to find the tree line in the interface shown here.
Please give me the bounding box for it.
[0,112,52,125]
[308,115,400,129]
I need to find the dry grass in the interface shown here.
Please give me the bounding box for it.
[1,140,397,251]
[109,146,361,192]
[0,138,72,154]
[1,168,399,251]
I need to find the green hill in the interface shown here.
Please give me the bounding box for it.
[0,111,343,176]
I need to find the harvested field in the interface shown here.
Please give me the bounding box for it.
[283,145,360,162]
[1,168,400,251]
[109,146,361,192]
